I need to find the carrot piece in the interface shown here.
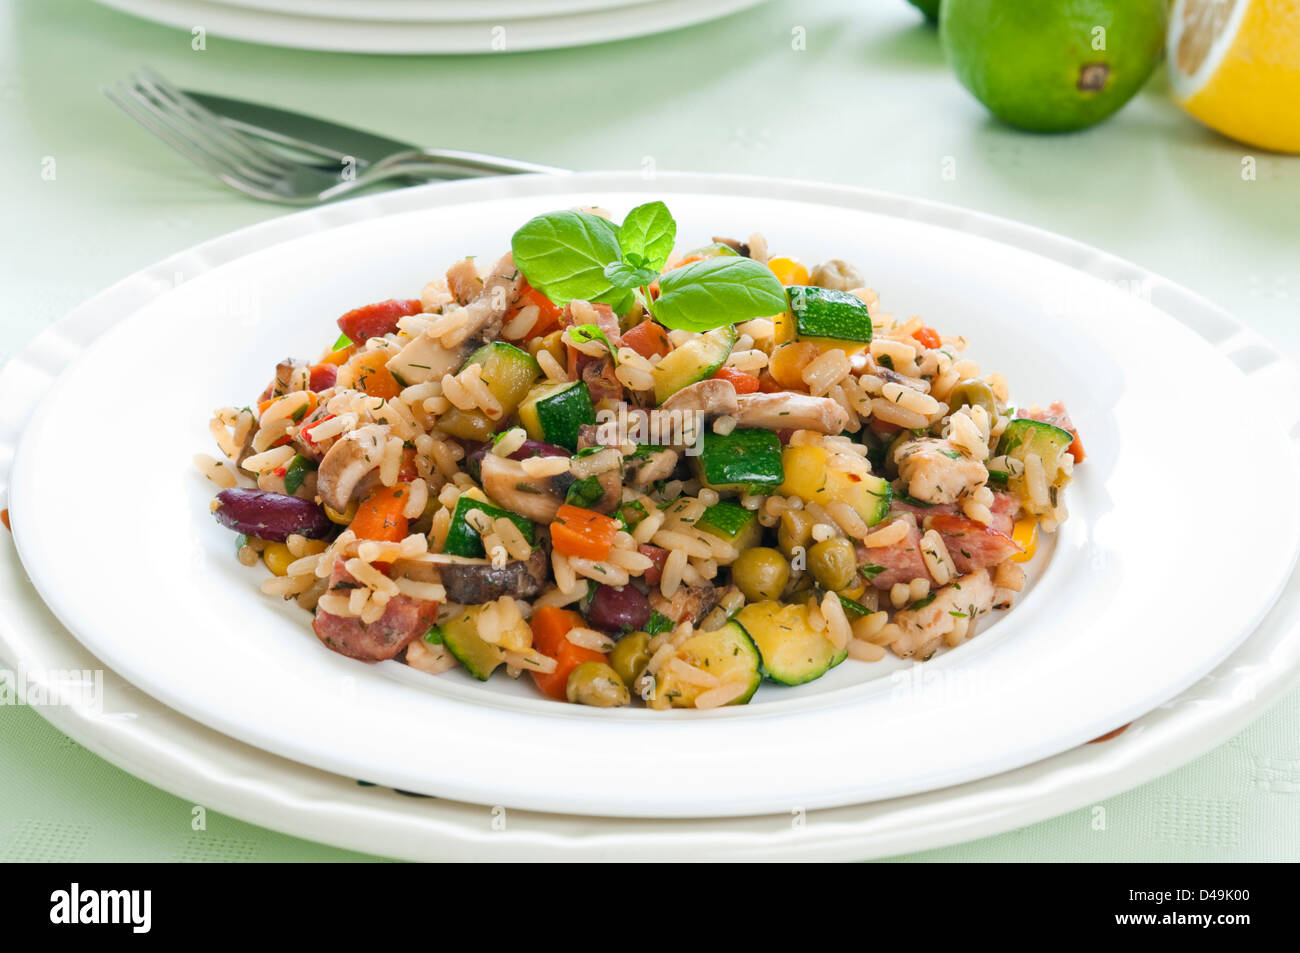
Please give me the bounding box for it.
[347,350,402,401]
[529,607,603,700]
[506,284,562,340]
[550,504,618,562]
[711,366,761,394]
[1067,433,1086,463]
[349,484,411,542]
[319,343,356,366]
[912,327,942,350]
[621,319,671,359]
[1,509,9,532]
[533,639,605,701]
[529,606,584,658]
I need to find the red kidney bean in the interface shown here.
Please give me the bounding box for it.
[585,584,651,634]
[213,488,333,541]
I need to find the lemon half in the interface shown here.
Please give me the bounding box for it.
[1169,0,1300,153]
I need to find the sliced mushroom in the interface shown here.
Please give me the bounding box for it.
[660,379,739,418]
[479,453,574,523]
[733,392,849,434]
[439,548,548,605]
[809,259,865,292]
[650,584,719,626]
[316,423,387,512]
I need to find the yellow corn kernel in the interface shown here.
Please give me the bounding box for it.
[263,542,295,576]
[768,257,809,287]
[1010,518,1038,563]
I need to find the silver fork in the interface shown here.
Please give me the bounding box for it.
[105,69,567,205]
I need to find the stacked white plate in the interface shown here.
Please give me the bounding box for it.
[5,172,1300,859]
[90,0,771,53]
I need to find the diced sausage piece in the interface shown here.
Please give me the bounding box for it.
[337,299,423,344]
[312,560,438,661]
[927,514,1022,574]
[857,520,929,590]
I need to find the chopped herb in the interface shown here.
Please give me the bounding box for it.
[859,563,887,580]
[644,611,674,636]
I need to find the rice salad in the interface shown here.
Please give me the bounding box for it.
[197,201,1083,710]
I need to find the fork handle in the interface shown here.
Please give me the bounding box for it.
[373,148,570,177]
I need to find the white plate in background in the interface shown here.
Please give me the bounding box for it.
[91,0,770,53]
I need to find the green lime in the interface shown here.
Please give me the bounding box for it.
[939,0,1166,133]
[905,0,941,22]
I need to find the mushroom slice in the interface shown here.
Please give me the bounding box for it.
[659,379,739,418]
[479,453,573,523]
[439,548,549,605]
[316,423,387,512]
[733,392,849,434]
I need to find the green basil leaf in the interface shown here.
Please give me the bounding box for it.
[510,210,624,306]
[644,610,675,636]
[617,201,676,273]
[565,323,618,364]
[652,257,788,333]
[603,260,657,290]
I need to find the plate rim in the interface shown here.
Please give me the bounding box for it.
[9,171,1300,819]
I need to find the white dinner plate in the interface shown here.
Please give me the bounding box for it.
[2,215,1299,860]
[10,173,1300,818]
[91,0,769,53]
[207,0,650,24]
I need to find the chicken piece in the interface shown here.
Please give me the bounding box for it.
[890,569,994,661]
[894,437,987,505]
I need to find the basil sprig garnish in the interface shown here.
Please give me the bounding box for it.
[509,200,786,333]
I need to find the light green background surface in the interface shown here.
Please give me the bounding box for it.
[2,0,1298,861]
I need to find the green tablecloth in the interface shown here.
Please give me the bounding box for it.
[2,0,1298,861]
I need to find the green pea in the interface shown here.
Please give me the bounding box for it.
[608,632,652,689]
[808,537,857,592]
[731,547,791,603]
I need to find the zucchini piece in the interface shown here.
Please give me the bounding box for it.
[697,499,761,551]
[283,454,317,495]
[518,380,596,452]
[438,342,541,442]
[440,606,504,681]
[649,620,762,709]
[694,428,784,494]
[996,418,1073,514]
[776,286,873,352]
[734,601,848,686]
[778,444,892,526]
[651,325,737,405]
[683,241,741,259]
[442,489,534,558]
